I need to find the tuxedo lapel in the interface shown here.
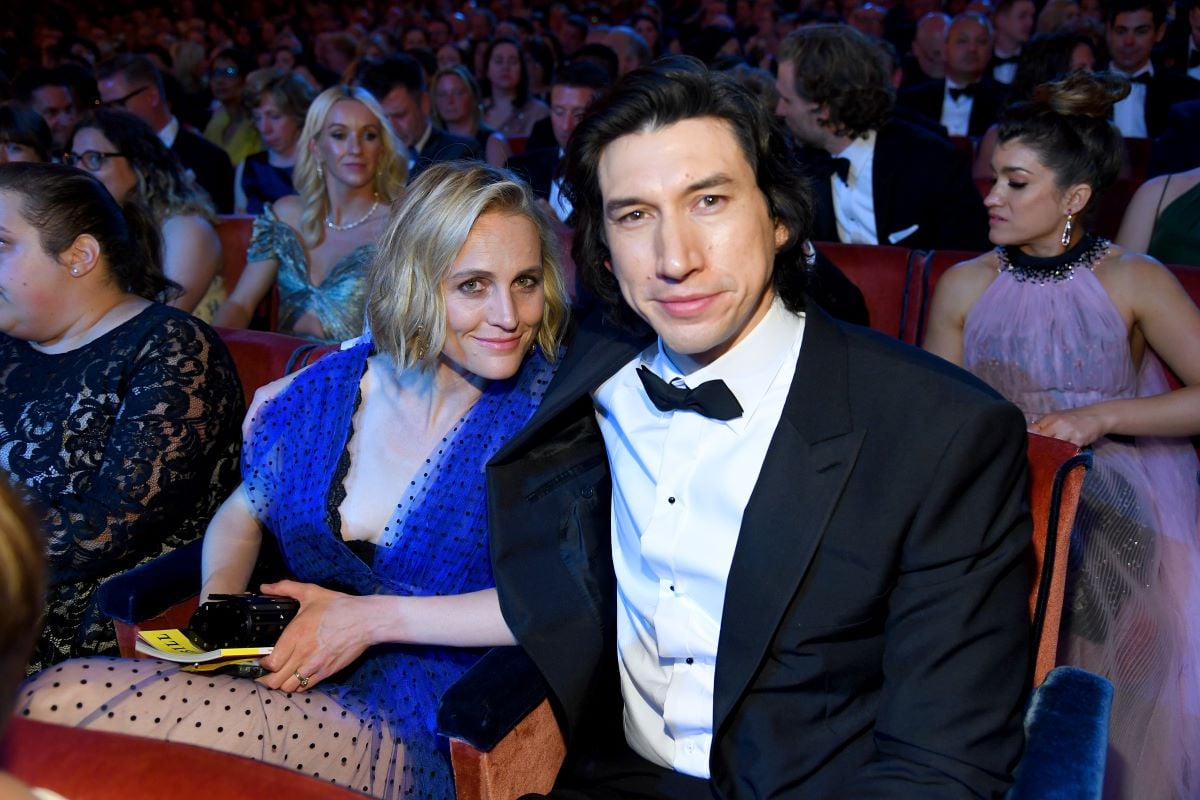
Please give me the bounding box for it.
[491,310,649,461]
[872,125,900,244]
[713,305,866,735]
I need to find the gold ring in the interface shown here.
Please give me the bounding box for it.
[294,671,310,688]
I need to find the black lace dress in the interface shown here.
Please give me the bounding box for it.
[0,304,245,672]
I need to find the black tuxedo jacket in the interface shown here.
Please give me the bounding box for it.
[171,127,234,214]
[488,302,1031,798]
[506,147,561,200]
[410,126,484,180]
[897,77,1006,138]
[1111,67,1200,138]
[799,119,991,251]
[1151,97,1200,175]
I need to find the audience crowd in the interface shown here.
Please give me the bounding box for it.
[2,0,1200,798]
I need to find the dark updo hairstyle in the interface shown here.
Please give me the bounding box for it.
[72,109,215,224]
[997,71,1129,219]
[0,104,52,161]
[0,162,176,302]
[563,56,815,332]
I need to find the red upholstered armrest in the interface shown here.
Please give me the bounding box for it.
[0,718,369,799]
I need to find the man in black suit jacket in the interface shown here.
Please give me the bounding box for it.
[899,13,1007,138]
[776,25,990,251]
[507,61,611,221]
[95,55,235,213]
[489,57,1030,799]
[358,55,482,181]
[1106,0,1200,137]
[1151,96,1200,173]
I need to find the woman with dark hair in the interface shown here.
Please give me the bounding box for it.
[926,72,1200,798]
[235,69,316,214]
[20,163,570,800]
[69,109,225,321]
[973,31,1097,178]
[432,65,511,167]
[0,162,243,671]
[480,37,550,141]
[0,104,52,163]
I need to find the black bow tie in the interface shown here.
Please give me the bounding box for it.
[1127,72,1152,85]
[823,156,851,183]
[992,53,1020,66]
[636,366,743,421]
[948,83,979,101]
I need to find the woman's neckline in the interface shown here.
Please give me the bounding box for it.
[998,233,1110,284]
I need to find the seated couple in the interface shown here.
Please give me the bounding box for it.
[25,60,1035,800]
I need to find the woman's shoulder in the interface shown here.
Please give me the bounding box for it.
[271,195,304,227]
[162,213,219,242]
[522,97,550,118]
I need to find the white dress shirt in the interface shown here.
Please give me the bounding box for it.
[156,115,180,149]
[1112,64,1152,138]
[940,80,975,137]
[592,298,805,778]
[548,149,573,223]
[831,131,878,245]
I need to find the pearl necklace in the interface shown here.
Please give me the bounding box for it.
[325,195,380,231]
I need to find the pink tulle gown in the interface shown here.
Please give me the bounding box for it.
[963,237,1200,799]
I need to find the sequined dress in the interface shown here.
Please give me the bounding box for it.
[19,337,557,800]
[963,234,1200,799]
[247,203,373,342]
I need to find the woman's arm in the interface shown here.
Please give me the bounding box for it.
[199,485,264,602]
[1033,253,1200,444]
[923,259,995,365]
[161,215,222,314]
[255,583,515,691]
[212,257,279,328]
[485,131,512,167]
[1115,175,1168,255]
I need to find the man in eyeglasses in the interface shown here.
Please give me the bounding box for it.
[95,54,235,213]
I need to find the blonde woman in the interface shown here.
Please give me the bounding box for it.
[21,163,570,800]
[432,65,512,167]
[214,85,406,342]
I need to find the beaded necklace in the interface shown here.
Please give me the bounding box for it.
[997,233,1111,284]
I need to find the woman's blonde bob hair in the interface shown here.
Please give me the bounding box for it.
[292,85,407,248]
[367,161,569,370]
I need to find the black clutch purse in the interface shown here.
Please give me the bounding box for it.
[188,593,300,651]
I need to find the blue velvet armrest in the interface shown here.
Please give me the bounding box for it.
[1007,665,1114,800]
[94,539,203,624]
[435,645,551,751]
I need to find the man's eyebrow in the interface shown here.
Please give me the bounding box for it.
[604,173,734,216]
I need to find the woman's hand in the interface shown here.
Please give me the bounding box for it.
[1030,407,1112,447]
[255,580,381,693]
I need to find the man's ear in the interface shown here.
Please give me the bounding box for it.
[60,234,102,278]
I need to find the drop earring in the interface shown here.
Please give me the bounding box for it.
[316,162,325,181]
[1060,213,1074,247]
[412,325,428,360]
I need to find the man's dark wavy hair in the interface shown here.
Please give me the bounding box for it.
[562,56,815,331]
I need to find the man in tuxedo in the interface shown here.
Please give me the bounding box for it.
[899,12,1007,137]
[1159,0,1200,81]
[775,25,990,251]
[357,54,482,181]
[95,55,235,213]
[1106,0,1200,137]
[989,0,1035,83]
[900,11,950,87]
[507,61,611,223]
[13,67,80,153]
[488,56,1031,798]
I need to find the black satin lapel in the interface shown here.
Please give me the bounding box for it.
[872,129,897,243]
[492,313,648,462]
[712,422,865,735]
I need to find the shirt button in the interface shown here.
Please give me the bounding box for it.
[686,657,694,665]
[667,496,676,504]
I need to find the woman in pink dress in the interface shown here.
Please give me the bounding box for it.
[926,72,1200,799]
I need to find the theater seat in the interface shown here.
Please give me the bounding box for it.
[817,242,923,341]
[215,214,278,330]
